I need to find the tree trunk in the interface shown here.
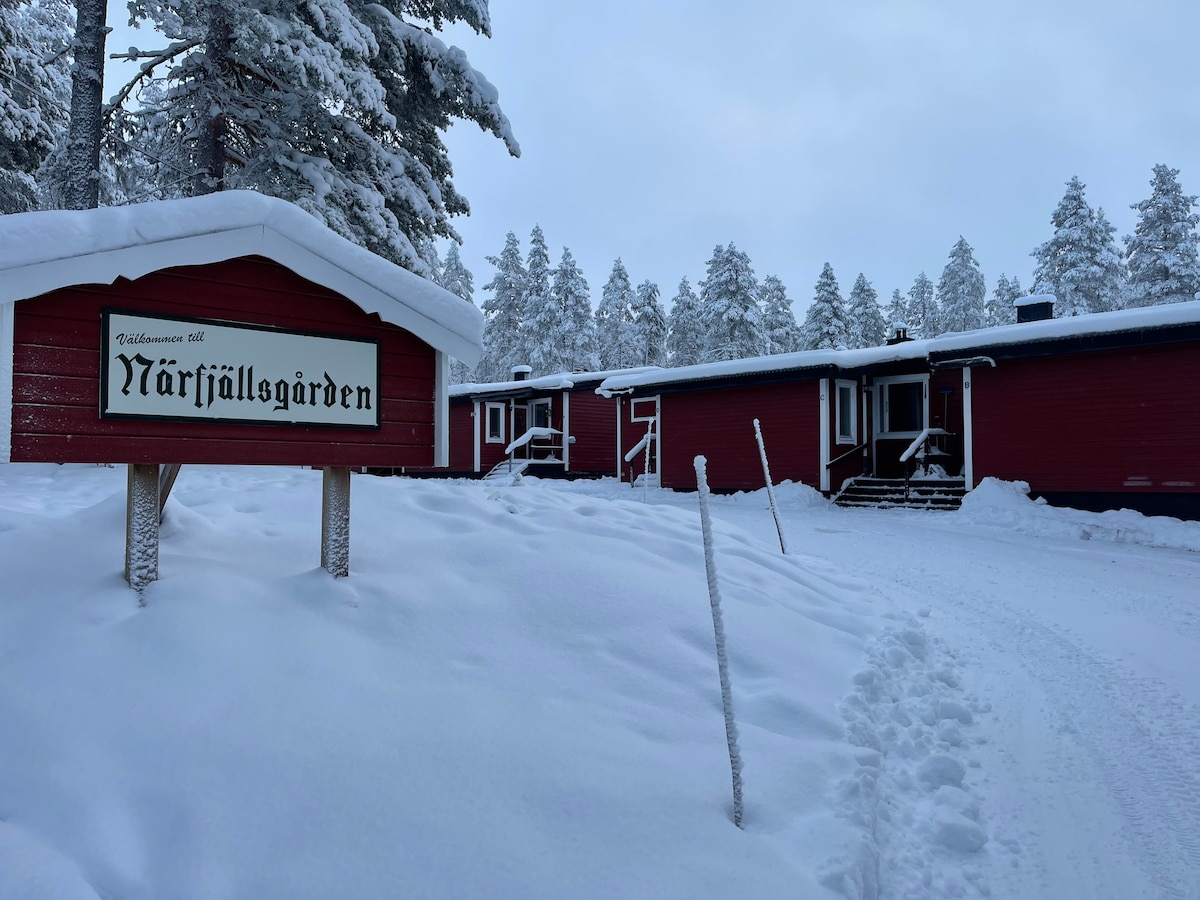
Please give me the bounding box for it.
[65,0,107,210]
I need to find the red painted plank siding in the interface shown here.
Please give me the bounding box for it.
[658,381,822,491]
[447,400,476,471]
[971,344,1200,495]
[565,390,619,475]
[10,257,438,467]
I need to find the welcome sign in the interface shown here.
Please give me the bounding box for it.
[101,311,381,428]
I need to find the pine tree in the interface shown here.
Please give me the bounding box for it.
[596,258,639,369]
[666,277,705,367]
[758,275,801,354]
[700,243,762,361]
[937,236,987,333]
[845,273,887,348]
[1031,177,1126,317]
[440,243,475,304]
[113,0,519,272]
[631,279,667,367]
[800,263,849,350]
[439,243,476,384]
[519,224,553,371]
[1090,208,1126,313]
[478,231,526,382]
[906,272,939,338]
[986,274,1022,327]
[0,0,72,212]
[1124,164,1200,307]
[884,288,908,338]
[551,248,599,372]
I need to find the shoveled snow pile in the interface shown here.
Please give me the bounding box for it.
[960,477,1200,553]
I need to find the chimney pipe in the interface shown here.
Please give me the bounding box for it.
[511,365,532,382]
[1015,294,1055,323]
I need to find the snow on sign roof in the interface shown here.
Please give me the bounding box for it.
[0,192,483,364]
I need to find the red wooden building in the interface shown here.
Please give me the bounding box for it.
[599,300,1200,519]
[1,191,481,469]
[412,365,661,479]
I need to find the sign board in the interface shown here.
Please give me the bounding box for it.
[100,310,381,429]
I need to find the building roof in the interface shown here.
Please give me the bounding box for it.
[450,366,662,400]
[597,301,1200,394]
[0,192,483,364]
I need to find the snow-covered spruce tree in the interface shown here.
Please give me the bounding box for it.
[440,243,474,303]
[799,263,849,351]
[478,231,526,383]
[986,274,1021,327]
[551,247,599,373]
[631,279,667,367]
[937,236,987,333]
[0,0,72,212]
[905,272,939,339]
[439,243,476,383]
[845,273,887,348]
[117,0,519,271]
[1031,177,1125,317]
[519,224,554,373]
[666,277,705,367]
[884,288,909,338]
[596,258,639,369]
[1123,164,1200,308]
[700,243,762,362]
[758,275,800,354]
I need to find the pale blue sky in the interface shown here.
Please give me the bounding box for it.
[105,0,1200,313]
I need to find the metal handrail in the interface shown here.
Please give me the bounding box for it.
[826,439,869,469]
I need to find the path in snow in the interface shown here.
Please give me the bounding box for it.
[781,505,1200,900]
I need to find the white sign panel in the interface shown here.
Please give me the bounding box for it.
[101,311,381,428]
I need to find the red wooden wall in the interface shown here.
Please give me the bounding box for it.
[970,344,1200,495]
[10,256,437,467]
[446,400,475,471]
[567,390,619,476]
[657,380,822,491]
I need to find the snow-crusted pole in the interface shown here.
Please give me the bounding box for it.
[752,419,788,555]
[643,419,655,503]
[124,464,160,596]
[693,455,745,829]
[321,466,351,578]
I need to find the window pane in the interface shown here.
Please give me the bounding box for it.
[487,406,502,439]
[887,382,923,432]
[837,386,854,439]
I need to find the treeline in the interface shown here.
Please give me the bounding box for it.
[449,165,1199,383]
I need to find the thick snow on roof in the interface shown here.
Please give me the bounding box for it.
[0,192,483,364]
[451,366,662,398]
[599,301,1200,393]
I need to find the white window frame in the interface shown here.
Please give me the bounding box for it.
[835,379,857,445]
[485,401,506,443]
[529,398,552,430]
[630,397,658,422]
[874,376,928,438]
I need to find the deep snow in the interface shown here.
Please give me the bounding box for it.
[0,464,1197,899]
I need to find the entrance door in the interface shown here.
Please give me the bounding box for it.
[872,376,928,478]
[511,404,529,459]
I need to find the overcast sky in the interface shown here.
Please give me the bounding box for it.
[107,0,1200,314]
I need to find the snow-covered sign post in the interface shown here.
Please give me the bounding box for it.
[0,192,482,592]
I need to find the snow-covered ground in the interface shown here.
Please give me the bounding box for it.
[0,464,1197,899]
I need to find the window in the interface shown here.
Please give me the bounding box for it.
[485,402,505,443]
[835,380,857,444]
[530,399,551,429]
[630,397,658,422]
[879,379,925,436]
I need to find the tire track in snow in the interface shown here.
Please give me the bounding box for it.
[941,589,1200,900]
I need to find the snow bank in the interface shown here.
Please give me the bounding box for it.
[0,464,889,898]
[960,477,1200,553]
